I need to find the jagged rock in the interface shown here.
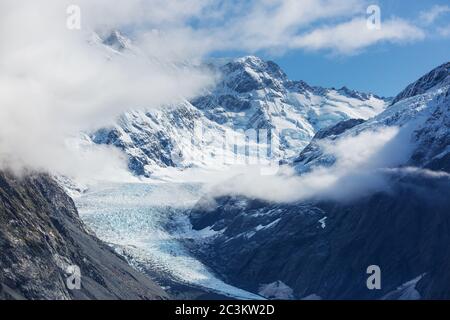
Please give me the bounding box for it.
[392,62,450,105]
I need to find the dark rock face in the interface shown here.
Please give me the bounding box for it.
[189,174,450,300]
[338,87,373,101]
[91,104,201,176]
[0,172,168,300]
[314,118,366,140]
[410,93,450,172]
[102,30,129,51]
[392,62,450,105]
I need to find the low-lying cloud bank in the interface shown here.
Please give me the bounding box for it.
[208,126,420,203]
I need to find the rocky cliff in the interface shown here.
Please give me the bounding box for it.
[0,171,168,300]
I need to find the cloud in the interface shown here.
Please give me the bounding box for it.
[291,17,425,55]
[419,5,450,25]
[100,0,425,57]
[136,0,426,56]
[212,0,366,52]
[0,0,213,180]
[383,167,450,179]
[438,25,450,37]
[208,126,416,203]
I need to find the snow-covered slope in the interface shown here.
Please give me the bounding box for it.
[192,56,386,157]
[90,32,388,177]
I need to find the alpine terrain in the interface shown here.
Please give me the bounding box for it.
[188,62,450,300]
[2,27,449,302]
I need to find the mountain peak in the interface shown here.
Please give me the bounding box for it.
[235,55,265,65]
[219,56,287,93]
[338,86,373,101]
[231,56,286,78]
[102,30,131,51]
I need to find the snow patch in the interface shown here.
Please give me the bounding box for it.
[381,274,425,300]
[318,216,327,229]
[258,281,294,300]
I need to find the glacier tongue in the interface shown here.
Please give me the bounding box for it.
[75,181,264,300]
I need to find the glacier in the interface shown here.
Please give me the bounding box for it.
[75,181,263,299]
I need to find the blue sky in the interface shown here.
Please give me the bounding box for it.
[259,0,450,97]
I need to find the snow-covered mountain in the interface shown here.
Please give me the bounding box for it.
[191,56,387,157]
[294,61,450,173]
[188,61,450,300]
[90,32,388,177]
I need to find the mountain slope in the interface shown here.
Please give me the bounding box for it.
[190,174,450,300]
[294,61,450,174]
[188,61,450,300]
[0,171,168,300]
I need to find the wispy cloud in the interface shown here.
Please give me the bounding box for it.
[291,17,425,55]
[419,5,450,25]
[213,0,366,52]
[438,25,450,37]
[137,0,426,56]
[209,126,415,203]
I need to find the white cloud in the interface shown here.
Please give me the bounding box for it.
[135,0,425,55]
[383,167,450,179]
[97,0,425,57]
[208,126,415,203]
[292,18,425,55]
[419,5,450,25]
[438,25,450,37]
[213,0,366,52]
